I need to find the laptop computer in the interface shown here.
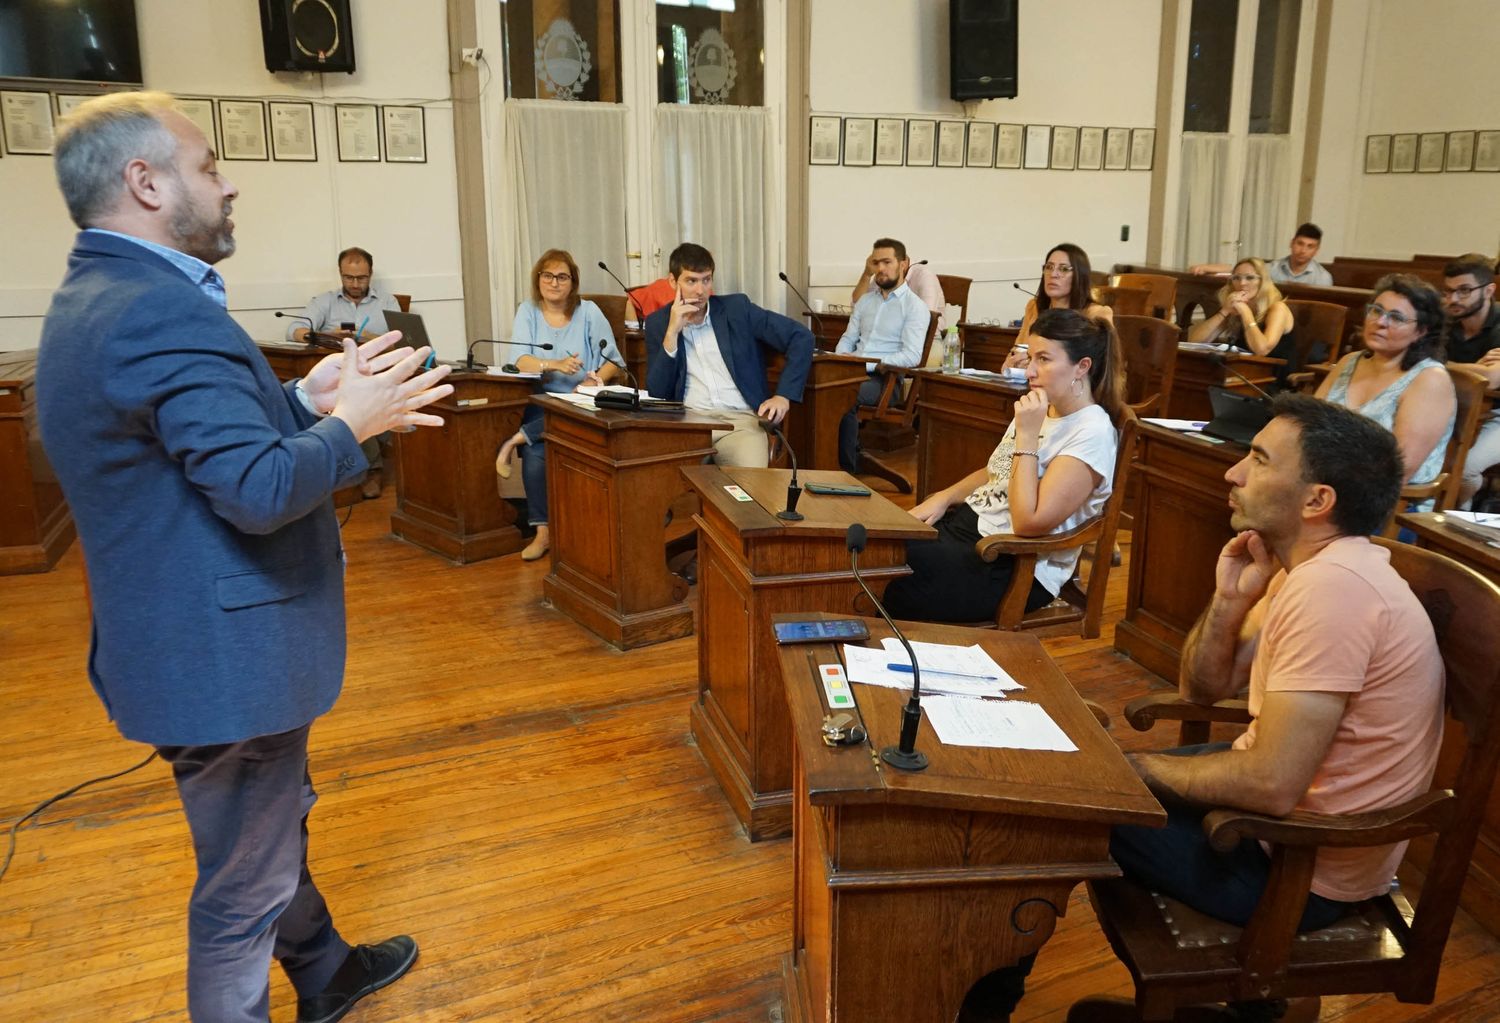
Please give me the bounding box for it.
[383,310,432,350]
[1201,386,1272,446]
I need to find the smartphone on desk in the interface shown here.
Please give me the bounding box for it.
[804,482,872,497]
[773,618,871,645]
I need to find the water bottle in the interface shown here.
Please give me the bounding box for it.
[942,326,961,370]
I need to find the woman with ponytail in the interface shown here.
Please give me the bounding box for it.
[884,308,1124,622]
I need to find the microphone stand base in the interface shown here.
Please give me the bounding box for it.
[776,509,805,521]
[880,745,929,772]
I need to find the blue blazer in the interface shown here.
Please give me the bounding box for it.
[36,232,368,746]
[644,293,814,407]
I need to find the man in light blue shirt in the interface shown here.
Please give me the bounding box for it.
[834,237,933,473]
[287,246,401,343]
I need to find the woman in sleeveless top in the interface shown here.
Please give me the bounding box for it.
[1004,243,1114,370]
[1187,257,1298,371]
[1316,274,1455,506]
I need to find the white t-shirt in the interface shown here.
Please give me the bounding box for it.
[965,404,1117,595]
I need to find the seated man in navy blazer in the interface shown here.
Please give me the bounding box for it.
[36,92,452,1023]
[645,242,814,467]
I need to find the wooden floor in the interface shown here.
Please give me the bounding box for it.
[3,460,1498,1022]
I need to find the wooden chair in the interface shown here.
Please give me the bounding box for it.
[1084,536,1500,1022]
[580,293,628,351]
[1113,315,1180,417]
[936,273,972,325]
[1114,273,1178,322]
[1389,365,1488,520]
[972,406,1137,639]
[1093,285,1153,317]
[393,293,412,313]
[855,312,942,493]
[1284,298,1349,367]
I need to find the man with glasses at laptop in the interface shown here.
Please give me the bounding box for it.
[289,247,403,496]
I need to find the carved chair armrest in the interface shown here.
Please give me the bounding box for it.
[1128,393,1162,417]
[1203,790,1455,854]
[974,516,1103,563]
[1122,694,1251,732]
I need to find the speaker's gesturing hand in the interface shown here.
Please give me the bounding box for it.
[330,338,454,441]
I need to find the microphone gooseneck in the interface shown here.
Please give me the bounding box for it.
[592,337,642,410]
[598,260,647,322]
[1209,352,1275,402]
[778,270,825,338]
[758,417,803,520]
[844,524,928,771]
[275,311,342,351]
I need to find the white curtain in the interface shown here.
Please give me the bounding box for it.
[1175,132,1232,268]
[654,104,776,303]
[505,99,629,305]
[1239,134,1293,267]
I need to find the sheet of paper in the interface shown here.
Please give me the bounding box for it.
[484,367,541,379]
[1177,341,1234,353]
[922,695,1077,752]
[880,637,1021,690]
[841,644,1009,699]
[1142,417,1208,432]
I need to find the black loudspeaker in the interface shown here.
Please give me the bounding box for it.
[260,0,357,74]
[949,0,1018,101]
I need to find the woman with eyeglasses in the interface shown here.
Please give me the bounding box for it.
[1314,274,1455,503]
[1005,243,1113,369]
[1186,257,1298,367]
[495,248,626,561]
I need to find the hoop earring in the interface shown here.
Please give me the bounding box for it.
[1073,377,1083,396]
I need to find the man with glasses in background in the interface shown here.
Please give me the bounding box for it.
[1441,253,1500,509]
[290,247,403,497]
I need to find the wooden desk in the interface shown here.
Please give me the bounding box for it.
[390,372,535,563]
[959,322,1021,373]
[685,466,934,840]
[803,311,850,352]
[776,614,1164,1023]
[255,340,326,382]
[0,353,75,574]
[1167,346,1282,422]
[776,353,869,471]
[1397,510,1500,939]
[1115,423,1241,680]
[911,369,1026,500]
[540,396,720,649]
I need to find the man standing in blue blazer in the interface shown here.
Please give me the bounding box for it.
[644,243,814,467]
[35,92,452,1023]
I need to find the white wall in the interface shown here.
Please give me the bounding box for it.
[1321,0,1500,260]
[0,0,466,356]
[807,0,1162,324]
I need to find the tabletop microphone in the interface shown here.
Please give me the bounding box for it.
[846,524,928,771]
[593,337,642,410]
[598,260,646,322]
[757,418,803,521]
[777,270,825,336]
[274,311,342,351]
[1209,352,1276,402]
[914,259,929,265]
[469,339,554,372]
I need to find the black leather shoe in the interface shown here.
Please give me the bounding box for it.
[296,936,419,1023]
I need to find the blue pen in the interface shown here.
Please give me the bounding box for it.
[886,662,1001,682]
[355,316,369,338]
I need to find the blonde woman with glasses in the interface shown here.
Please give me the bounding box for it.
[1188,256,1297,363]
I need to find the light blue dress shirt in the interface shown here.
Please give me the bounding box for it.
[84,229,227,308]
[835,281,929,367]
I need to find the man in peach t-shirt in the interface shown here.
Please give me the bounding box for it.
[1112,394,1444,936]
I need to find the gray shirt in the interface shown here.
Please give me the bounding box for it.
[289,287,401,340]
[1268,256,1333,288]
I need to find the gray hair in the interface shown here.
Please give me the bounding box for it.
[54,91,181,229]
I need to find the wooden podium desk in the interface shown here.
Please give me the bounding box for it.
[684,466,935,840]
[911,369,1027,501]
[0,353,74,574]
[1167,346,1283,422]
[390,371,535,563]
[1114,423,1241,680]
[775,353,870,472]
[958,322,1021,373]
[776,613,1164,1023]
[255,340,325,383]
[540,395,720,649]
[803,311,850,352]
